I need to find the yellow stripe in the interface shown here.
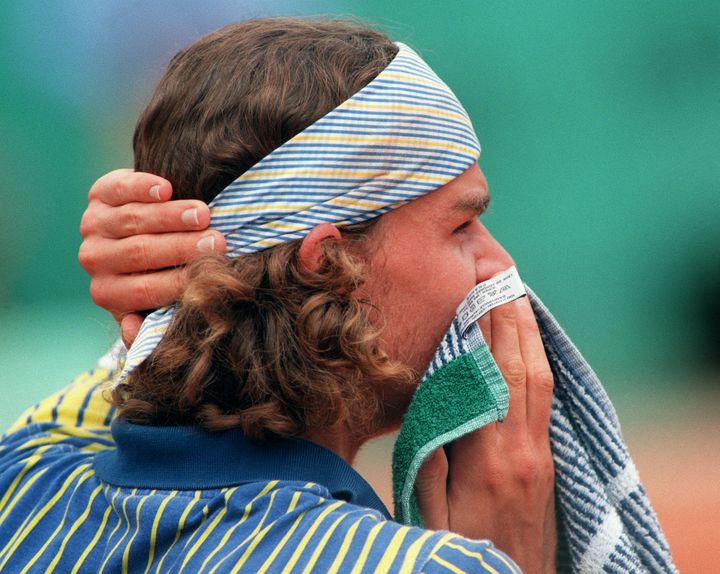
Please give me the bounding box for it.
[0,463,91,570]
[197,481,280,574]
[446,540,501,574]
[0,446,52,515]
[10,425,95,445]
[224,489,283,574]
[326,514,379,574]
[377,71,445,90]
[374,526,411,574]
[211,202,313,215]
[261,220,307,232]
[100,487,125,550]
[287,490,303,512]
[227,185,422,242]
[279,500,345,574]
[178,487,238,573]
[18,428,111,453]
[70,503,114,574]
[143,491,177,574]
[44,482,103,574]
[291,133,477,156]
[225,520,275,574]
[48,387,84,428]
[396,529,442,573]
[154,491,202,574]
[98,488,137,574]
[121,494,151,574]
[431,553,465,574]
[78,382,116,429]
[240,480,280,536]
[257,510,309,574]
[31,476,102,574]
[334,100,469,123]
[326,196,390,209]
[0,507,35,565]
[300,512,351,574]
[0,462,51,525]
[253,237,289,248]
[349,521,385,574]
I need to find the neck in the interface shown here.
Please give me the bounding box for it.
[301,424,363,465]
[300,376,419,464]
[300,409,406,466]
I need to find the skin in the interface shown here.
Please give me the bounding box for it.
[78,169,227,346]
[350,163,514,425]
[79,165,557,573]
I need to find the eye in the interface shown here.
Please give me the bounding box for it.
[454,218,474,234]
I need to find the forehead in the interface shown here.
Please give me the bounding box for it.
[391,163,489,219]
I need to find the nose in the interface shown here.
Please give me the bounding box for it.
[474,223,515,283]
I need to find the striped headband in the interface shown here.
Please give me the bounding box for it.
[118,42,481,383]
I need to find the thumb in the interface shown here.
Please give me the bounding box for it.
[121,313,144,348]
[414,448,449,530]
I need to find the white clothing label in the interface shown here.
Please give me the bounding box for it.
[456,266,527,336]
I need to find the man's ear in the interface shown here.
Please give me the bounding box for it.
[298,223,342,272]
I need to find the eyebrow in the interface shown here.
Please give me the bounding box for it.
[452,192,491,215]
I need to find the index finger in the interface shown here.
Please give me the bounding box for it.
[88,169,173,206]
[489,301,527,433]
[515,296,554,440]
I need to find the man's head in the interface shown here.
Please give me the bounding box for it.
[116,17,512,440]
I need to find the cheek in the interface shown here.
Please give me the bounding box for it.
[386,273,473,371]
[360,237,478,369]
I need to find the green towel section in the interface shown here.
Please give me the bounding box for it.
[392,323,508,526]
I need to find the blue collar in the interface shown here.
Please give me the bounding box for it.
[94,419,391,519]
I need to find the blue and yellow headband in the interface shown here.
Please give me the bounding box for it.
[120,42,481,382]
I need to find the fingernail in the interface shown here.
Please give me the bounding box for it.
[196,234,216,253]
[149,185,161,200]
[181,208,199,227]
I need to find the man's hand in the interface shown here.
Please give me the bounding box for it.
[78,169,226,346]
[415,296,557,574]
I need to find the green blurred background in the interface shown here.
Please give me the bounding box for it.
[2,1,717,424]
[1,1,718,569]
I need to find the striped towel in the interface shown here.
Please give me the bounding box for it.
[532,288,677,572]
[393,287,678,573]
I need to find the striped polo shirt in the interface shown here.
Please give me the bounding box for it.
[0,369,521,573]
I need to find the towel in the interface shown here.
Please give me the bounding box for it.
[392,286,677,573]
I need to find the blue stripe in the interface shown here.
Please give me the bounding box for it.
[51,392,66,423]
[75,383,99,427]
[25,403,40,426]
[103,406,116,427]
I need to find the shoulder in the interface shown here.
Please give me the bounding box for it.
[1,368,117,485]
[422,535,522,573]
[3,367,117,440]
[326,510,520,574]
[222,482,520,573]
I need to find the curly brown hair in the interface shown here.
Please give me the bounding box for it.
[112,18,413,439]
